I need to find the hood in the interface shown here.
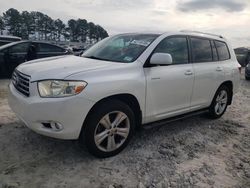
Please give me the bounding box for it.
[17,55,122,81]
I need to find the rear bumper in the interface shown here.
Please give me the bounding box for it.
[8,82,95,139]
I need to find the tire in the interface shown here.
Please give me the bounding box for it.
[246,76,250,80]
[208,85,230,119]
[79,100,135,158]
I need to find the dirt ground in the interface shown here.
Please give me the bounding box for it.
[0,73,249,188]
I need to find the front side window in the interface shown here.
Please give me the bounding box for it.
[83,34,159,63]
[154,37,189,64]
[191,38,212,63]
[215,41,230,61]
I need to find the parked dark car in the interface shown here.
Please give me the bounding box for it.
[245,62,250,80]
[234,47,250,67]
[0,35,22,46]
[0,41,71,77]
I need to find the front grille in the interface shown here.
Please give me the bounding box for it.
[12,70,30,97]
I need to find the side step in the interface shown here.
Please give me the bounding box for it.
[143,108,209,130]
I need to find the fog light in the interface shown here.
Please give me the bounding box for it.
[41,122,63,131]
[51,122,63,131]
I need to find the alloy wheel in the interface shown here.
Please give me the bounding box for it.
[94,111,130,152]
[214,90,228,115]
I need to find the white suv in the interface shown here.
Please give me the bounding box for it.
[8,31,240,157]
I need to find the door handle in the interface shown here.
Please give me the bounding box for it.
[216,67,223,72]
[185,70,193,75]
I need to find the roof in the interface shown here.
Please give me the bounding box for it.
[116,31,226,41]
[179,30,224,40]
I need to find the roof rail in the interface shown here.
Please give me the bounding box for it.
[180,30,223,39]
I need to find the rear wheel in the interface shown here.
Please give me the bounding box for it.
[208,85,229,119]
[80,100,135,158]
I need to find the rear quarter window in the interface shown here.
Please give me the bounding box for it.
[214,41,230,61]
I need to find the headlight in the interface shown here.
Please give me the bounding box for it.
[38,80,87,97]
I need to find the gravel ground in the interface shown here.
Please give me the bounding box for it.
[0,73,250,188]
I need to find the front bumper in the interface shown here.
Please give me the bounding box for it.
[8,82,95,139]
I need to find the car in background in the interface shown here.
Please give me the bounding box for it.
[0,41,71,77]
[72,46,86,56]
[0,35,22,46]
[234,47,250,67]
[245,62,250,80]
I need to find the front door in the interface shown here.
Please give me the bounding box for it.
[144,36,194,123]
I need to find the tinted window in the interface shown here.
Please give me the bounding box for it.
[154,37,189,64]
[0,41,9,46]
[9,43,30,53]
[191,38,212,62]
[38,43,65,53]
[211,41,218,61]
[215,41,230,60]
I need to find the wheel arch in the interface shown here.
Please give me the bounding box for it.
[216,80,233,105]
[81,93,142,133]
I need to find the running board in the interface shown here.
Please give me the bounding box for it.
[143,108,209,130]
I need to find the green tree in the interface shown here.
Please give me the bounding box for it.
[87,22,96,41]
[3,8,22,37]
[1,8,108,41]
[54,19,65,41]
[77,19,87,42]
[35,11,46,40]
[20,11,35,39]
[68,19,78,41]
[0,16,4,35]
[42,15,53,40]
[62,27,70,41]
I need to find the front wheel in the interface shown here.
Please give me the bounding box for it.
[208,85,229,119]
[80,100,135,158]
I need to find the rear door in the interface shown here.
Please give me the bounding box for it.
[190,37,225,110]
[36,43,67,58]
[144,36,194,122]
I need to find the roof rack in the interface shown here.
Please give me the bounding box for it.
[180,30,223,39]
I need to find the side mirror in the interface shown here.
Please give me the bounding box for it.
[150,53,173,65]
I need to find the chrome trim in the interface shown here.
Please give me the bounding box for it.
[12,70,30,97]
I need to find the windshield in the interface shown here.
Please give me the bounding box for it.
[82,34,159,63]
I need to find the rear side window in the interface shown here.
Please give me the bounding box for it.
[191,38,212,62]
[214,41,230,60]
[154,37,189,64]
[9,43,30,53]
[38,43,65,53]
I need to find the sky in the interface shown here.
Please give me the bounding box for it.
[0,0,250,48]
